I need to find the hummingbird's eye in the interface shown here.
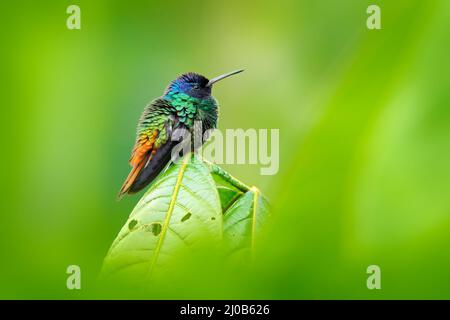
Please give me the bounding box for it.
[193,84,199,89]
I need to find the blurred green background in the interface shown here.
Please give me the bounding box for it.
[1,0,450,299]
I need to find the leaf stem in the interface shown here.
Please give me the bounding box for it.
[201,158,251,192]
[251,186,260,253]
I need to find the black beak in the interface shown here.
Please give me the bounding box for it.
[206,69,244,87]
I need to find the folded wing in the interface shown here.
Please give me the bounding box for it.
[118,99,176,199]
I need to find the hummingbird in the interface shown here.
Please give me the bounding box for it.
[118,69,244,199]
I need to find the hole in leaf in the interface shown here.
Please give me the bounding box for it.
[181,212,192,222]
[151,223,162,236]
[128,219,138,230]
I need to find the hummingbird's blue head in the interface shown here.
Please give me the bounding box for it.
[165,73,211,99]
[164,70,244,100]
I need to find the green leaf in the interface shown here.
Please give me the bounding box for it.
[101,155,270,284]
[223,188,270,260]
[101,155,222,282]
